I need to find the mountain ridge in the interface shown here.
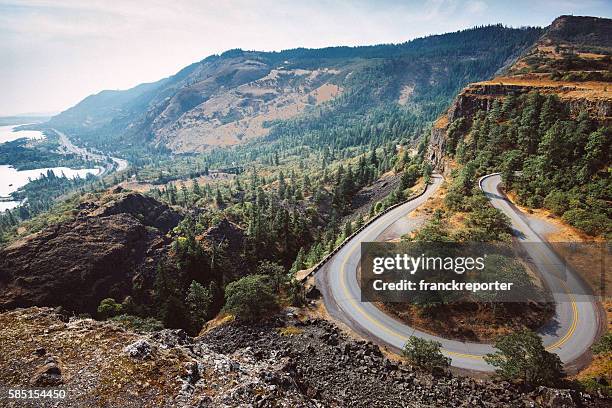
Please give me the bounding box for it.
[47,24,542,154]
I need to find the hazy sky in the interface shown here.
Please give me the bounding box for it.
[1,0,610,116]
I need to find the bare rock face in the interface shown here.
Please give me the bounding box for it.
[426,125,447,172]
[0,192,181,314]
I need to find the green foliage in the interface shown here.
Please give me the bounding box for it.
[408,210,453,242]
[471,254,543,304]
[400,164,420,190]
[0,136,96,170]
[591,332,612,355]
[109,314,164,332]
[287,278,306,306]
[223,274,278,322]
[543,190,569,216]
[186,280,213,331]
[484,330,564,386]
[562,209,610,236]
[447,90,611,236]
[153,263,191,329]
[256,261,287,293]
[402,336,451,372]
[462,195,512,241]
[97,298,123,319]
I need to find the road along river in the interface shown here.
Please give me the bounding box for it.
[53,129,128,174]
[317,173,601,371]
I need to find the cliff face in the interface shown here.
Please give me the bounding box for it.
[449,79,612,121]
[0,191,181,314]
[427,15,612,171]
[426,118,448,171]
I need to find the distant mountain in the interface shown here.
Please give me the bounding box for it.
[0,115,53,126]
[47,25,542,155]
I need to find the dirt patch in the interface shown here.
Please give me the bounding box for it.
[313,83,341,103]
[398,84,415,105]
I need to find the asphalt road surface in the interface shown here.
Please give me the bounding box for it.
[317,173,601,371]
[54,129,128,173]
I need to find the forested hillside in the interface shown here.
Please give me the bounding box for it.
[46,24,541,157]
[429,15,611,238]
[446,93,610,236]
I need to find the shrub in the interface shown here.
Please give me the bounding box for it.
[484,330,564,386]
[402,336,451,372]
[223,274,278,322]
[543,190,570,216]
[592,332,612,355]
[97,298,123,319]
[562,208,608,236]
[464,204,512,241]
[109,314,164,332]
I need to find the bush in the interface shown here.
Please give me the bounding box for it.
[464,203,511,241]
[97,298,123,319]
[109,314,164,332]
[401,164,420,190]
[444,189,465,211]
[402,336,451,372]
[562,208,609,236]
[484,330,564,386]
[223,274,278,322]
[543,190,569,216]
[592,332,612,355]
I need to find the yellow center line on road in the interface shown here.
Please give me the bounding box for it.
[336,214,579,362]
[496,190,580,352]
[340,242,484,359]
[528,242,579,351]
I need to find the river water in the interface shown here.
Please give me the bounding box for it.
[0,125,100,211]
[0,124,45,143]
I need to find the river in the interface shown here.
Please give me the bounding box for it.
[0,124,45,143]
[0,125,101,211]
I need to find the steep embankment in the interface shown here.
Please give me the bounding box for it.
[0,190,181,314]
[427,15,612,171]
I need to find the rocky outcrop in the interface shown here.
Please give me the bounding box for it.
[426,15,612,171]
[201,218,245,253]
[2,307,606,407]
[0,192,181,314]
[448,81,612,122]
[426,78,612,171]
[426,121,447,172]
[88,189,181,233]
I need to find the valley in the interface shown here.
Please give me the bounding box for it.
[0,11,610,407]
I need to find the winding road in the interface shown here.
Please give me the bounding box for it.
[316,173,601,371]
